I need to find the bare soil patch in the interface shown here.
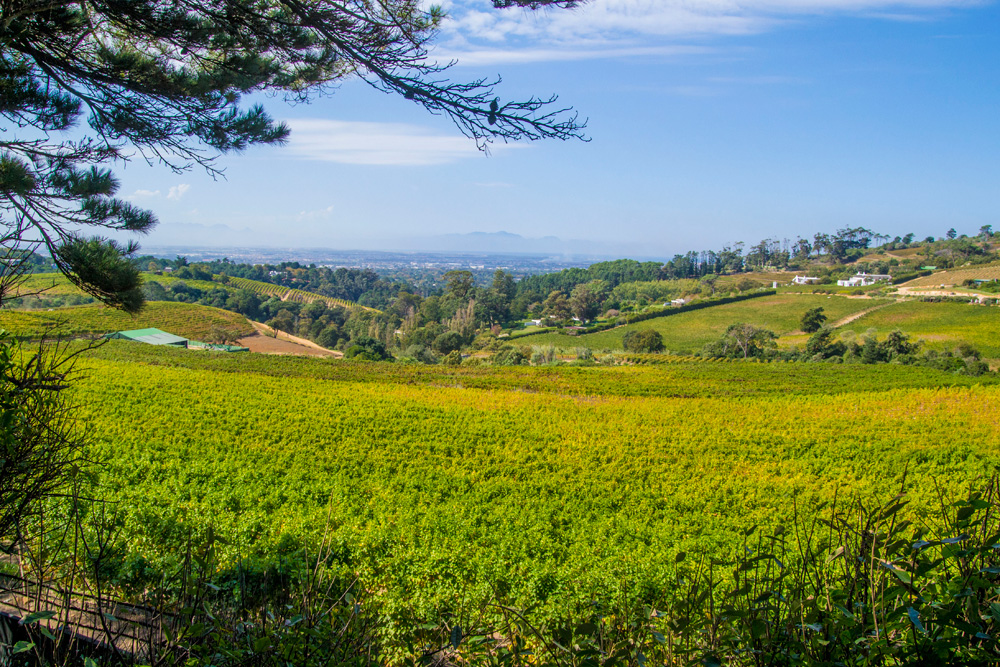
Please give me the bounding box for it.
[237,332,341,357]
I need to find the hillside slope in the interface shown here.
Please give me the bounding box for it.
[0,302,255,340]
[525,293,889,353]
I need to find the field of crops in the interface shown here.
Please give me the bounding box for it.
[61,342,1000,640]
[0,302,255,340]
[525,294,888,352]
[841,300,1000,356]
[902,263,1000,287]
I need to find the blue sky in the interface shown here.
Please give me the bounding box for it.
[117,0,1000,258]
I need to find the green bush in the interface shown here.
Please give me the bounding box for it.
[622,329,664,353]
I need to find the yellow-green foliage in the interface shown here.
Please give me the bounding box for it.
[903,264,1000,287]
[0,302,255,340]
[528,294,887,352]
[69,343,1000,625]
[842,300,1000,356]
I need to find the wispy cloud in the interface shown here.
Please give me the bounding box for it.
[431,44,713,65]
[707,75,812,85]
[167,184,191,200]
[127,189,161,200]
[297,205,336,221]
[283,119,518,166]
[433,0,982,65]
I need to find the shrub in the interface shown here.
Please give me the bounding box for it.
[344,336,393,362]
[402,344,437,364]
[432,331,463,355]
[622,330,664,353]
[491,344,528,366]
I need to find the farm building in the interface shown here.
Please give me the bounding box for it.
[837,273,892,287]
[104,329,249,352]
[793,276,819,285]
[104,328,189,347]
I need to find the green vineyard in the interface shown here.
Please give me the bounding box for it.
[62,341,1000,661]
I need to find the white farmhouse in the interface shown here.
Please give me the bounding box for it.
[792,276,819,285]
[837,272,892,287]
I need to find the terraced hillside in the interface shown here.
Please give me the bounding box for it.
[224,276,376,312]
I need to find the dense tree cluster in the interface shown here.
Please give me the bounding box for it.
[700,324,989,375]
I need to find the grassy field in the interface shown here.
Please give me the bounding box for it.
[61,342,1000,648]
[0,301,255,340]
[840,300,1000,356]
[525,294,888,352]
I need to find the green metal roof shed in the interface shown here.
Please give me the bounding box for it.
[104,328,189,347]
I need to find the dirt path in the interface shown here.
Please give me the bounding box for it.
[894,286,987,298]
[830,301,894,329]
[237,322,342,357]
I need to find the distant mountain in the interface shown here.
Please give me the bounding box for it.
[389,231,639,257]
[133,225,667,260]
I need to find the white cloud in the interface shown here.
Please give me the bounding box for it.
[434,0,983,64]
[297,205,336,221]
[432,44,712,65]
[283,119,516,166]
[167,184,191,200]
[127,189,161,199]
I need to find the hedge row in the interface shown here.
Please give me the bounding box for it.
[892,269,934,285]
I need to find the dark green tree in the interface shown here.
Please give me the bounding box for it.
[804,326,844,359]
[570,280,605,323]
[444,271,475,301]
[800,307,827,333]
[541,289,571,322]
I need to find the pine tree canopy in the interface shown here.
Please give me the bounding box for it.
[0,0,585,312]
